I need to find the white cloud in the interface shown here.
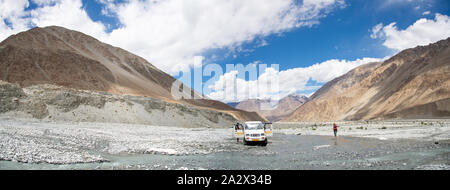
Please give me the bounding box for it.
[422,11,430,15]
[103,0,345,74]
[29,0,109,41]
[207,57,383,102]
[0,0,30,40]
[32,0,59,6]
[0,0,345,75]
[0,0,109,42]
[371,13,450,51]
[0,0,29,18]
[370,23,383,39]
[380,0,425,7]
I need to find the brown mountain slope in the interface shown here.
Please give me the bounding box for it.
[0,26,264,122]
[232,94,308,121]
[283,37,450,122]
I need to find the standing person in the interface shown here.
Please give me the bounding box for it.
[235,123,240,142]
[333,123,338,137]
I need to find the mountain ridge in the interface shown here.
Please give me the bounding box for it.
[283,37,450,121]
[0,26,265,122]
[229,94,309,121]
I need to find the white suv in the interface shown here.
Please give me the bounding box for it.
[233,121,272,146]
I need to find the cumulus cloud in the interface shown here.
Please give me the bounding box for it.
[0,0,29,18]
[0,0,345,75]
[103,0,346,74]
[0,0,109,42]
[371,13,450,51]
[0,0,30,40]
[207,57,383,102]
[29,0,109,40]
[1,0,367,103]
[370,23,384,39]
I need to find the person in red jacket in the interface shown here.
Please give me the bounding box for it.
[333,123,338,137]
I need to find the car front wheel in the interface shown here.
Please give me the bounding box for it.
[261,139,268,146]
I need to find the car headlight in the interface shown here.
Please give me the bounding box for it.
[261,133,265,136]
[245,134,249,136]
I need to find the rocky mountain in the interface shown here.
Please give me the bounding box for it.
[230,94,308,121]
[0,26,265,123]
[226,102,240,108]
[0,80,238,128]
[283,37,450,122]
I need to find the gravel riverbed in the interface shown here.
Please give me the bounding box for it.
[0,118,449,170]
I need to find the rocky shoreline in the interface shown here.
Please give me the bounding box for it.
[0,118,243,164]
[0,117,449,168]
[0,81,237,128]
[275,120,450,141]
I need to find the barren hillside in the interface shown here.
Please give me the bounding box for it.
[231,94,308,121]
[0,26,264,122]
[284,37,450,121]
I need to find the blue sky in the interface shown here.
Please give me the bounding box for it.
[189,0,450,101]
[1,0,449,102]
[211,0,449,70]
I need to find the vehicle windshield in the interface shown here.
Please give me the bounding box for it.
[245,123,263,130]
